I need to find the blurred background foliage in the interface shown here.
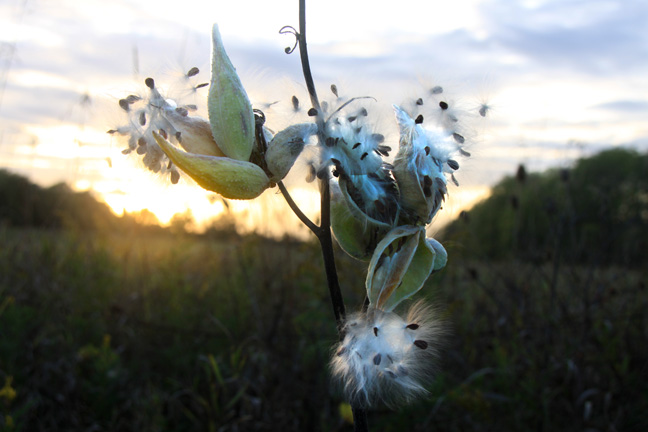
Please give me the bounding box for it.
[0,147,646,431]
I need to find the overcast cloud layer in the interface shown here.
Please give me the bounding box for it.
[1,0,647,230]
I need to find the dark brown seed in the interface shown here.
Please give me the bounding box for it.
[423,185,432,198]
[431,86,443,94]
[136,145,146,155]
[423,175,433,187]
[360,152,368,160]
[439,101,449,110]
[452,133,465,144]
[187,66,199,77]
[138,137,147,147]
[479,104,489,117]
[373,353,382,365]
[331,84,338,97]
[185,104,198,111]
[416,98,424,105]
[121,149,131,155]
[377,145,391,156]
[139,111,146,126]
[292,95,299,111]
[360,108,368,116]
[414,340,428,350]
[175,131,182,142]
[415,114,424,124]
[107,129,117,134]
[159,129,168,139]
[175,107,189,117]
[170,171,180,184]
[373,327,379,336]
[126,94,141,103]
[406,323,420,330]
[145,77,155,89]
[118,99,130,111]
[307,108,318,116]
[459,148,471,157]
[451,173,459,186]
[447,159,459,170]
[353,142,361,149]
[348,115,357,122]
[424,146,430,156]
[195,83,209,89]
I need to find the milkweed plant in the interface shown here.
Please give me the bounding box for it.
[109,1,481,429]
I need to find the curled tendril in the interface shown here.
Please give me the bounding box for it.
[253,108,266,126]
[279,25,299,54]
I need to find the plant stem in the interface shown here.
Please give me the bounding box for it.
[292,0,369,430]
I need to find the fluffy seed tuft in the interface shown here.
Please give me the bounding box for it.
[330,301,444,408]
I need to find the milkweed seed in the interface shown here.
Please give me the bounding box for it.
[414,340,428,349]
[373,353,382,365]
[406,323,420,330]
[170,171,180,184]
[145,77,155,89]
[439,101,449,110]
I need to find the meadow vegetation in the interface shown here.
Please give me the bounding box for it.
[0,148,646,431]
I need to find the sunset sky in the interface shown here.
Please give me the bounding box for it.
[1,0,647,237]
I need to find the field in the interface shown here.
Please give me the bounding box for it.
[1,226,646,431]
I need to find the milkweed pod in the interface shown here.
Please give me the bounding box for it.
[153,131,270,199]
[163,110,226,157]
[330,182,391,261]
[208,24,255,162]
[366,226,440,312]
[265,123,318,182]
[427,238,447,271]
[392,105,449,224]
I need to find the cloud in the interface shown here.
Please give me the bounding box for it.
[478,0,648,76]
[594,100,648,112]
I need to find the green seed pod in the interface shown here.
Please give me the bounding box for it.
[331,182,391,261]
[265,123,318,182]
[153,131,270,200]
[366,226,442,312]
[208,24,255,162]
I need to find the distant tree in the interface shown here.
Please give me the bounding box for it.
[441,148,648,266]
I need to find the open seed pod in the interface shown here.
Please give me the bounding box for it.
[366,226,446,312]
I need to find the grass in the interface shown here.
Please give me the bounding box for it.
[0,226,646,431]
